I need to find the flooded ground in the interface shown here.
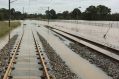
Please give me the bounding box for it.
[0,20,114,79]
[34,23,112,79]
[38,20,119,51]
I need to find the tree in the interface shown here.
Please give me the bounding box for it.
[45,10,50,19]
[45,9,57,19]
[109,13,119,21]
[0,13,4,20]
[82,5,111,20]
[97,5,111,15]
[84,5,97,20]
[62,11,70,19]
[14,11,22,19]
[49,9,57,19]
[11,8,15,15]
[57,13,64,19]
[96,5,111,20]
[71,8,81,19]
[11,8,15,19]
[0,8,9,20]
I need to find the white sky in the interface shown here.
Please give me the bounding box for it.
[0,0,119,14]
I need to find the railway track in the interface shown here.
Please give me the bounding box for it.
[2,30,51,79]
[3,33,24,79]
[1,24,118,79]
[45,26,119,62]
[32,32,51,79]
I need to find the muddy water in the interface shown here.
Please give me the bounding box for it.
[0,20,112,79]
[38,20,119,50]
[34,25,112,79]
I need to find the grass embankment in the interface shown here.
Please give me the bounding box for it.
[0,21,21,37]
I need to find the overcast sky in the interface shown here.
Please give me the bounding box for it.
[0,0,119,14]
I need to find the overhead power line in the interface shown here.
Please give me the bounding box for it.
[10,0,18,3]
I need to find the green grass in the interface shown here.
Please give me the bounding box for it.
[0,21,21,37]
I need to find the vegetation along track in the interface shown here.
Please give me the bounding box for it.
[0,21,21,37]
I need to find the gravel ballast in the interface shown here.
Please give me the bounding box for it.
[37,32,78,79]
[68,43,119,79]
[0,35,18,78]
[53,32,119,79]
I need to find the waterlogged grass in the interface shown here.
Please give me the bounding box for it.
[0,21,21,37]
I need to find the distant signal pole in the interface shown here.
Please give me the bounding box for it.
[23,7,24,18]
[8,0,18,62]
[48,7,50,25]
[76,7,81,24]
[9,0,11,42]
[9,0,18,41]
[8,0,11,63]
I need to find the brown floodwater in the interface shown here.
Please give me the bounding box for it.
[35,24,112,79]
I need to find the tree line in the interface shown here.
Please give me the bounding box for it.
[44,5,119,21]
[0,5,119,21]
[0,8,39,20]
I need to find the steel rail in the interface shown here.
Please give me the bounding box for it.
[32,32,50,79]
[46,26,119,61]
[46,26,119,53]
[3,33,24,79]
